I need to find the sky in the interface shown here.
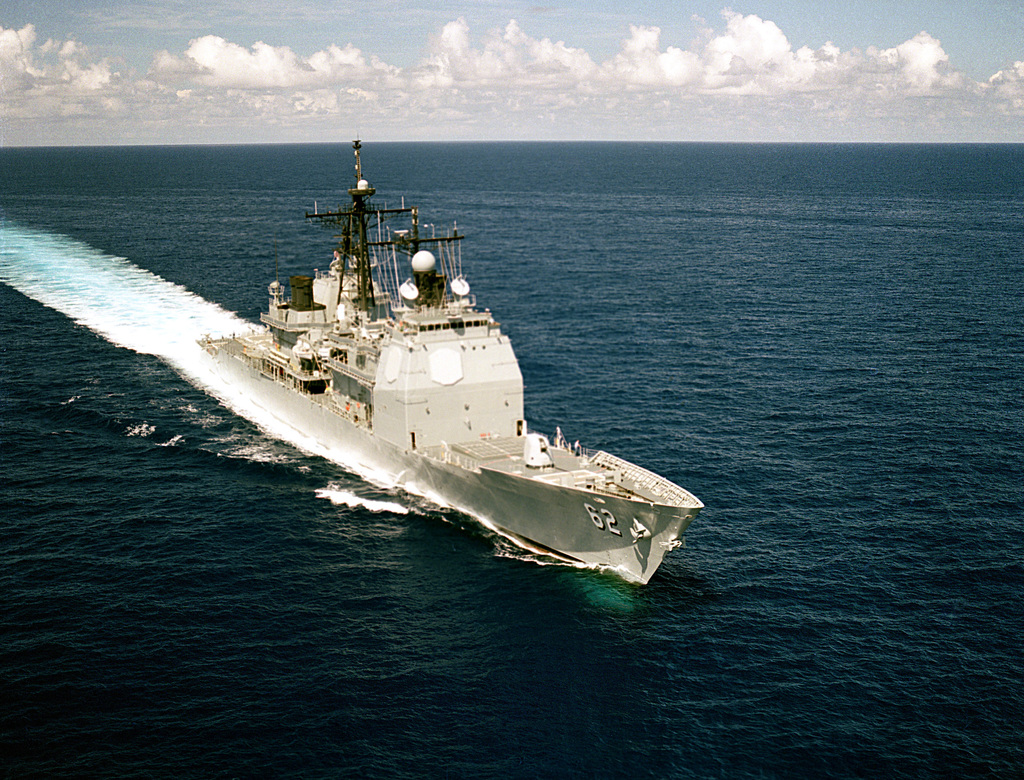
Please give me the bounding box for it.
[2,1,1023,145]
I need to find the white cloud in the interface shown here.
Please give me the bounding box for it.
[0,23,123,125]
[989,60,1024,90]
[703,11,797,90]
[2,12,1023,145]
[502,20,598,86]
[604,25,703,87]
[148,36,392,89]
[987,60,1024,113]
[0,23,42,89]
[409,18,598,92]
[1,23,119,91]
[188,36,308,88]
[866,31,966,96]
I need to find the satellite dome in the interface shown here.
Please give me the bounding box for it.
[399,280,420,301]
[451,277,470,297]
[412,250,436,273]
[357,179,370,190]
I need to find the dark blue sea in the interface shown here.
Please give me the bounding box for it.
[2,143,1022,778]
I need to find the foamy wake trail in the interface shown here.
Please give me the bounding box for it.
[1,225,296,444]
[314,488,409,514]
[1,222,407,489]
[2,223,435,508]
[0,223,251,366]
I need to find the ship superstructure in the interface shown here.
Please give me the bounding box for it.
[201,141,703,583]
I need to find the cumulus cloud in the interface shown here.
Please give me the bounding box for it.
[0,23,125,128]
[987,60,1024,113]
[866,31,967,96]
[605,25,703,87]
[148,35,397,89]
[1,24,118,94]
[413,18,596,90]
[702,11,799,90]
[989,60,1024,90]
[2,11,1023,144]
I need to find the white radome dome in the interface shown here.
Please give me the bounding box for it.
[412,249,437,272]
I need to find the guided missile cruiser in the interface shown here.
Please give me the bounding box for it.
[201,141,703,583]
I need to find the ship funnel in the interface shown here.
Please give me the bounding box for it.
[289,275,315,311]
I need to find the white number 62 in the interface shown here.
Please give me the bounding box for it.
[584,503,622,536]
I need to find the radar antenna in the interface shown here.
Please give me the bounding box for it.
[305,140,463,316]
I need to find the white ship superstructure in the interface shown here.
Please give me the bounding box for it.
[201,141,703,583]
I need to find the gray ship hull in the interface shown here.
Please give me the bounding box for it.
[202,339,700,584]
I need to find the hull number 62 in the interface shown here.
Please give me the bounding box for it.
[584,503,622,536]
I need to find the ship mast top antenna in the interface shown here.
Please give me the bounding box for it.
[353,139,363,183]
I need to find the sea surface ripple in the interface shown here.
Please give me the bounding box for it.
[2,143,1022,778]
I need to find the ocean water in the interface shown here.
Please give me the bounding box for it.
[2,142,1023,778]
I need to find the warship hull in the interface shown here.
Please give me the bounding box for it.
[196,141,703,584]
[203,337,700,584]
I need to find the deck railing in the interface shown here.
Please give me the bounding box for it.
[588,451,698,508]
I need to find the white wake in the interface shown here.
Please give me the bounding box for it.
[0,223,251,366]
[315,488,410,514]
[0,221,400,490]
